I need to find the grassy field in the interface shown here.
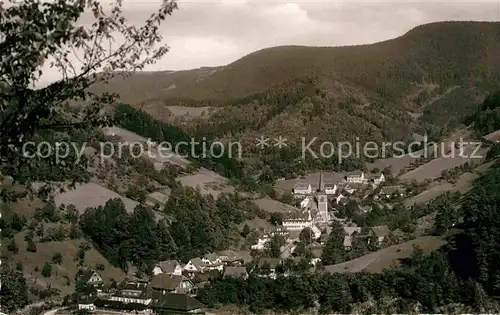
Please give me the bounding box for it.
[399,145,488,183]
[102,126,191,168]
[12,231,125,298]
[175,167,235,199]
[323,235,446,274]
[484,129,500,142]
[252,198,300,214]
[53,182,139,214]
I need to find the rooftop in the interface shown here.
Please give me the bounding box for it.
[151,293,204,311]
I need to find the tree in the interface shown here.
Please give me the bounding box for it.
[268,235,284,258]
[321,222,345,265]
[299,227,313,245]
[0,264,29,312]
[26,239,37,252]
[0,0,177,202]
[241,224,251,237]
[52,252,63,265]
[41,262,52,278]
[7,238,19,253]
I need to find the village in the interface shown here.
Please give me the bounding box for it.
[72,170,409,314]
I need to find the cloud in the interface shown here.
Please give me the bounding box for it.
[31,0,498,85]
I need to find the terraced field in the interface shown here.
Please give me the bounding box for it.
[324,235,446,274]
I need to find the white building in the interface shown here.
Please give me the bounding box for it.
[183,258,207,273]
[344,185,355,195]
[346,172,364,184]
[372,173,385,185]
[282,210,313,231]
[300,197,311,209]
[324,183,337,195]
[251,237,270,250]
[311,225,322,240]
[202,253,224,272]
[78,296,97,311]
[152,260,183,276]
[335,194,346,204]
[293,183,312,195]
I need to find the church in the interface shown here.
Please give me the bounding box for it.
[284,172,332,231]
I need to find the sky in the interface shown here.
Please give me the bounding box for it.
[36,0,500,86]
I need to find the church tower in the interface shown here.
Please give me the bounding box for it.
[317,172,329,222]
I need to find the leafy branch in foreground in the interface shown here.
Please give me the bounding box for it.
[0,0,177,196]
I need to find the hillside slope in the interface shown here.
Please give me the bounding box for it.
[97,21,500,108]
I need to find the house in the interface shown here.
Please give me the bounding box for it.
[190,270,221,290]
[216,250,243,265]
[370,173,385,185]
[223,266,248,280]
[251,236,270,250]
[379,185,405,199]
[110,278,151,305]
[270,226,290,237]
[293,183,312,195]
[145,191,170,208]
[255,258,281,279]
[150,293,204,314]
[80,270,103,287]
[300,197,311,209]
[346,172,364,184]
[310,247,323,266]
[343,235,353,251]
[335,193,346,204]
[311,225,322,240]
[150,274,194,295]
[344,185,356,195]
[324,183,337,195]
[343,226,361,236]
[202,253,224,272]
[152,260,183,276]
[368,225,390,245]
[183,258,207,274]
[78,295,97,311]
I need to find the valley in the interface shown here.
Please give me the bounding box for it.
[3,11,500,315]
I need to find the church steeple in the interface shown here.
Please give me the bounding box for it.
[318,171,325,192]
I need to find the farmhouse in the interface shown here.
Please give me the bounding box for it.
[152,260,183,276]
[346,172,364,184]
[80,270,103,287]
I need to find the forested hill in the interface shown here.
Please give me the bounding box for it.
[94,21,500,147]
[96,21,500,106]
